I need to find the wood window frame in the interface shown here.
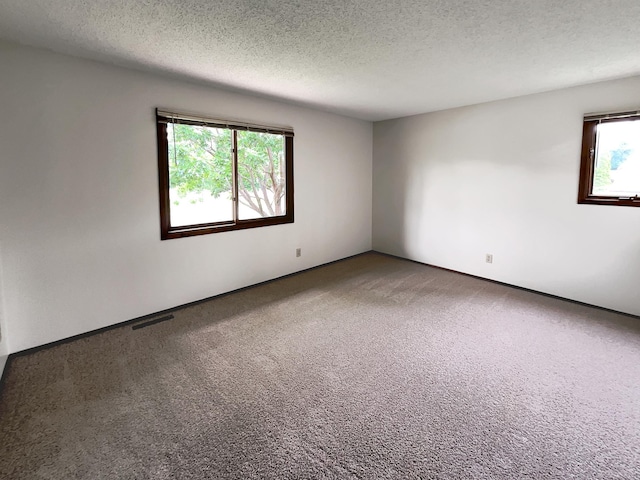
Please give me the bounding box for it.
[156,109,294,240]
[578,111,640,207]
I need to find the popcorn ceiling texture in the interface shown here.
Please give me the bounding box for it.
[0,0,639,120]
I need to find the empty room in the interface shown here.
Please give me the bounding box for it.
[1,1,639,479]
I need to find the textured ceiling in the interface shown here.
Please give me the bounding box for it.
[1,0,640,120]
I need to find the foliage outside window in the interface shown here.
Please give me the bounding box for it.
[156,109,294,239]
[578,111,640,207]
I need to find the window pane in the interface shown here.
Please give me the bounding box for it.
[237,131,286,220]
[593,121,640,196]
[167,124,233,227]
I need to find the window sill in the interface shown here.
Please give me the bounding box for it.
[578,196,640,207]
[162,215,294,240]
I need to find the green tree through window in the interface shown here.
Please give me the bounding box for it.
[157,110,294,239]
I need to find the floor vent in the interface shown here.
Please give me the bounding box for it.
[132,314,174,330]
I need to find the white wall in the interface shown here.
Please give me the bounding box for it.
[0,356,7,384]
[0,41,373,353]
[373,77,640,317]
[0,356,5,384]
[0,241,9,361]
[0,254,6,378]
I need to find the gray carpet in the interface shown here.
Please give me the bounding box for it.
[1,252,640,479]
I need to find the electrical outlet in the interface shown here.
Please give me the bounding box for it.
[486,254,493,264]
[296,248,302,257]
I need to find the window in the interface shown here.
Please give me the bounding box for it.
[156,109,294,239]
[578,110,640,207]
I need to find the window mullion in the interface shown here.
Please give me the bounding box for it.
[232,129,239,223]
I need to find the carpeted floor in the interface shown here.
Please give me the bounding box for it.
[1,252,639,479]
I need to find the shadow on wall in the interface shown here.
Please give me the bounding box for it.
[401,162,427,259]
[373,100,598,286]
[373,121,416,257]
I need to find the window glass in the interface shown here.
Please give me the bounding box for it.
[237,131,286,221]
[167,124,233,226]
[593,121,640,197]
